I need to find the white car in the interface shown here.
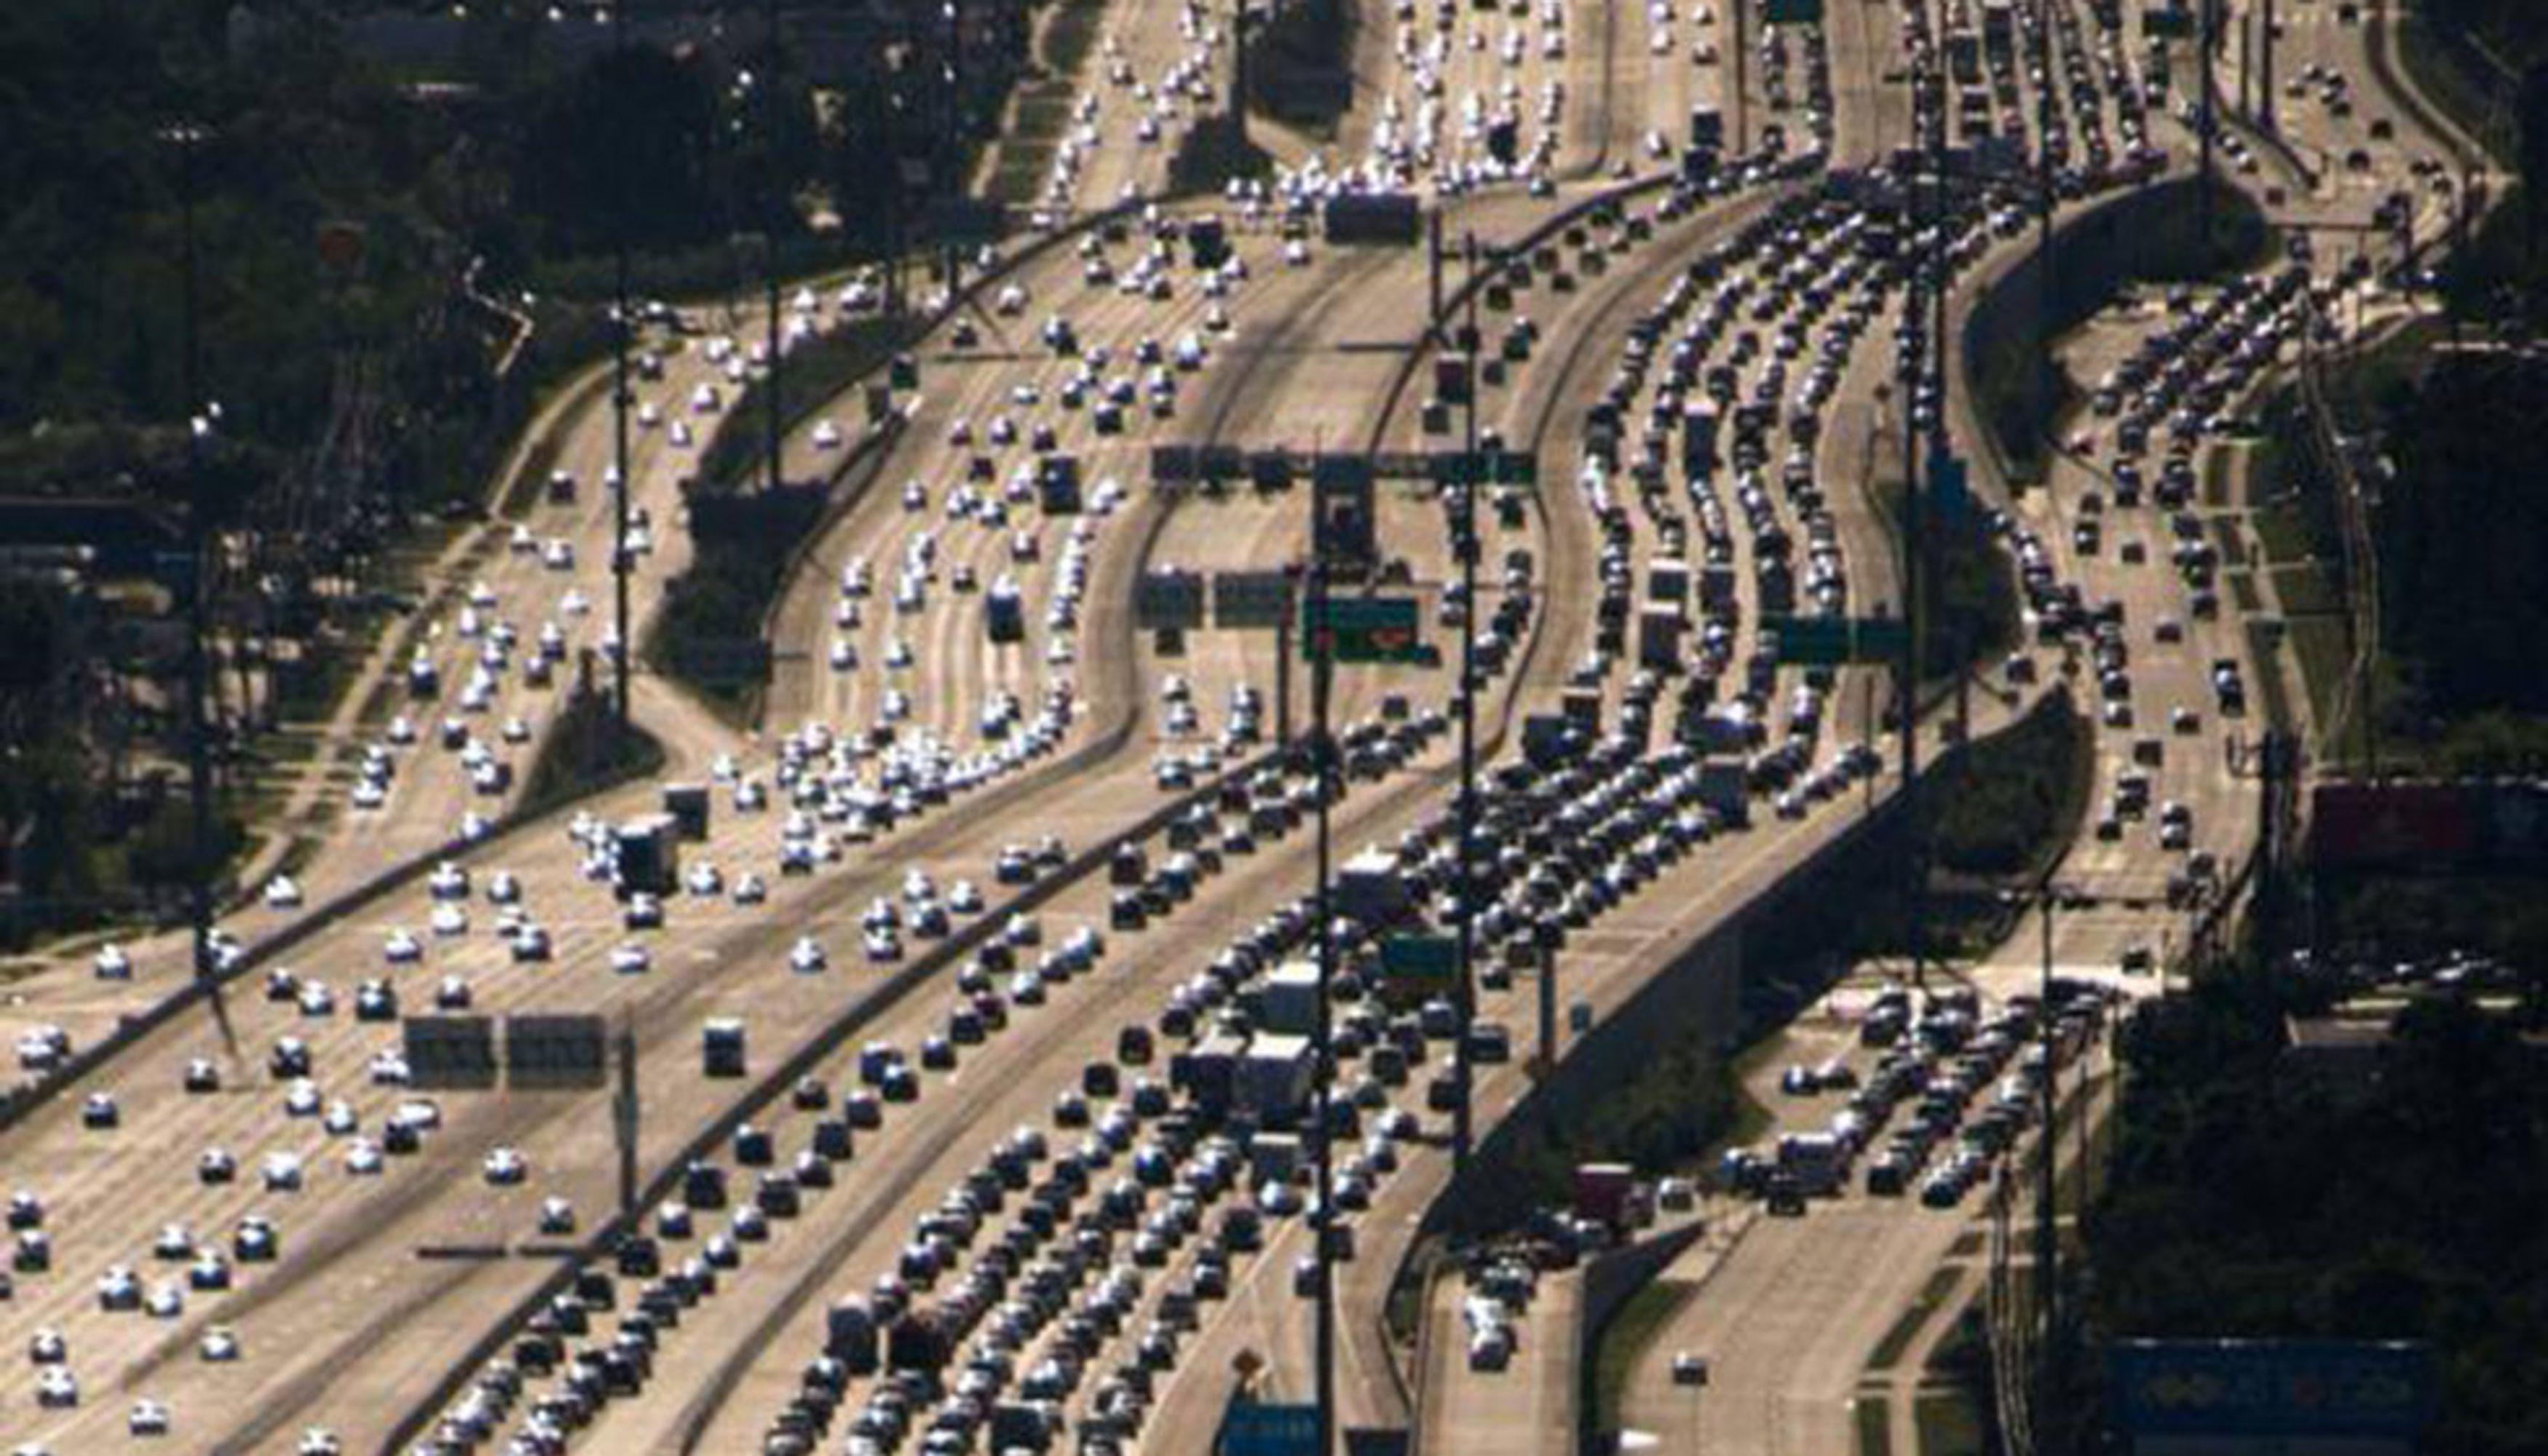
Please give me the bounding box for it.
[263,875,304,909]
[789,936,828,974]
[482,1147,528,1186]
[93,943,132,980]
[610,943,652,976]
[261,1152,304,1192]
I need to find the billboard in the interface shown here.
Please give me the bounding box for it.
[2108,1340,2434,1443]
[506,1013,610,1091]
[1215,571,1296,630]
[2306,780,2548,871]
[1134,570,1207,631]
[1304,596,1423,663]
[404,1016,497,1091]
[1220,1401,1320,1456]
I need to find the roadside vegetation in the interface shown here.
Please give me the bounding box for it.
[520,677,665,820]
[2246,25,2548,773]
[1969,175,2270,483]
[1927,687,2090,879]
[2071,957,2548,1456]
[1167,114,1276,198]
[0,1,1059,949]
[1241,0,1360,135]
[1455,1013,1762,1235]
[693,317,912,496]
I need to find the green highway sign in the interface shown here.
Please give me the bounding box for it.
[1133,569,1206,631]
[1765,614,1907,665]
[1423,448,1540,488]
[1853,618,1910,660]
[1765,0,1823,23]
[1305,595,1424,663]
[1381,934,1459,983]
[1214,570,1295,630]
[2143,6,2193,40]
[505,1013,609,1092]
[1768,614,1853,666]
[1930,451,1972,526]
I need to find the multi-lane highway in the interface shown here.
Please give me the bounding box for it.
[0,0,2484,1453]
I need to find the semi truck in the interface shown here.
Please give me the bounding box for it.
[1776,1131,1851,1197]
[1689,104,1725,153]
[1171,1031,1249,1120]
[1336,847,1411,928]
[702,1018,748,1078]
[1036,454,1082,514]
[1574,1162,1637,1230]
[1639,603,1686,670]
[614,814,681,898]
[1523,713,1581,769]
[1647,558,1692,604]
[1241,1034,1316,1126]
[1322,191,1423,245]
[1254,960,1324,1038]
[661,783,710,842]
[985,575,1026,644]
[1698,756,1752,827]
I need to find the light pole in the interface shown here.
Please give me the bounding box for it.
[760,0,786,498]
[164,118,235,1053]
[1308,462,1338,1456]
[1454,231,1481,1174]
[2004,879,2078,1443]
[610,1,633,727]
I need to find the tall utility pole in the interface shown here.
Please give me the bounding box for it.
[2199,0,2218,253]
[2036,0,2057,430]
[1231,0,1251,144]
[762,0,786,498]
[1452,232,1482,1175]
[2260,0,2276,135]
[1898,55,1942,988]
[610,4,634,727]
[1732,0,1750,155]
[614,1022,641,1221]
[942,0,965,298]
[173,121,228,1045]
[2035,887,2062,1444]
[1308,468,1338,1456]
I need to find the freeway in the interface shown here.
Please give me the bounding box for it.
[1608,4,2479,1456]
[0,0,2490,1453]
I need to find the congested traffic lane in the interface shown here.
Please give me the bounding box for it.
[435,189,1598,1454]
[1,217,1302,1456]
[0,328,747,1080]
[1968,0,2469,993]
[1152,145,1976,1447]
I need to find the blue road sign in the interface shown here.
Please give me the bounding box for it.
[1221,1401,1321,1456]
[2108,1340,2434,1440]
